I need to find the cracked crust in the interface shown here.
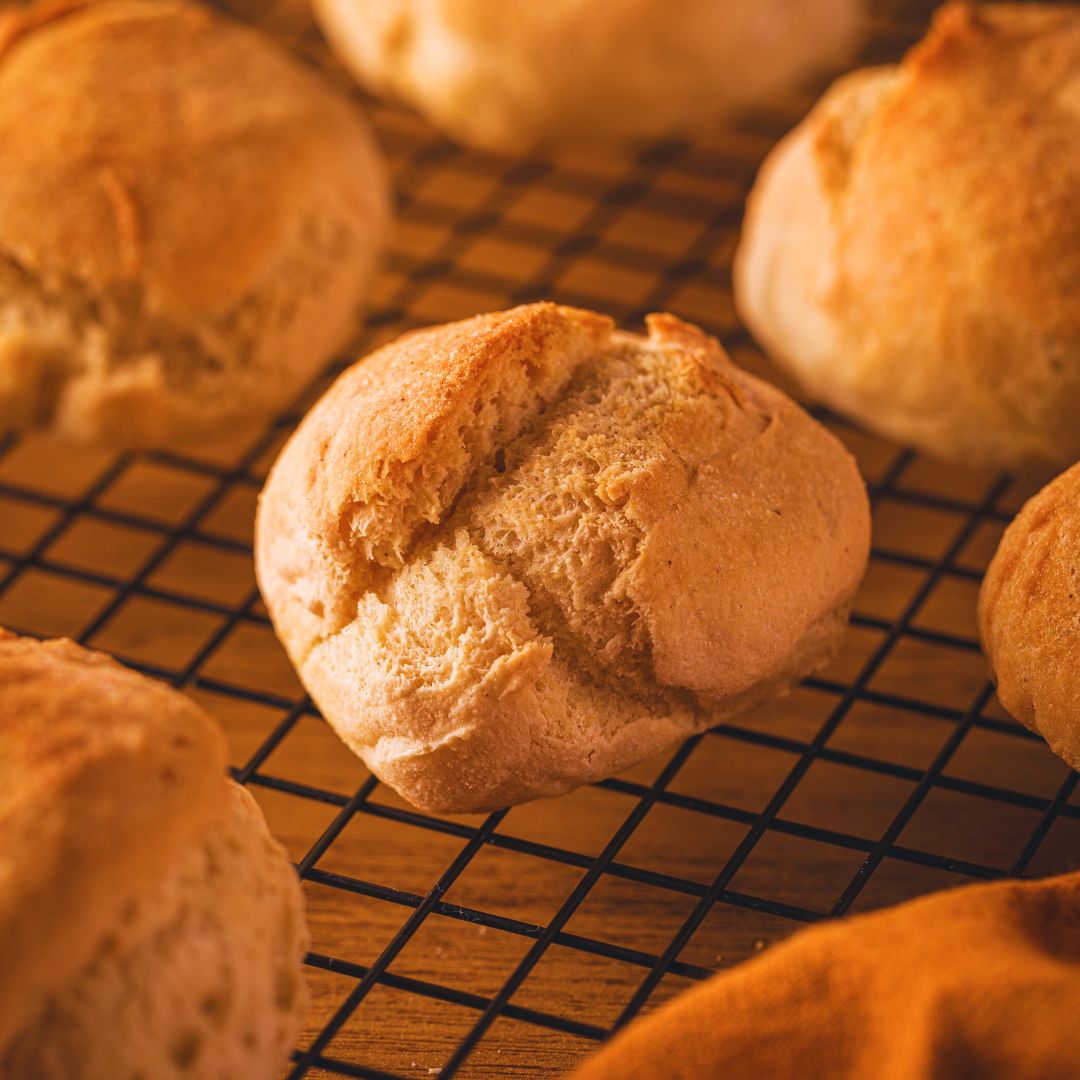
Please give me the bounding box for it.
[0,632,308,1077]
[257,304,870,812]
[734,2,1080,469]
[0,0,391,447]
[313,0,863,152]
[980,462,1080,773]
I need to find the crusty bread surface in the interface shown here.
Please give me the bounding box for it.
[980,463,1080,773]
[0,0,391,447]
[257,303,871,813]
[0,631,308,1079]
[735,2,1080,469]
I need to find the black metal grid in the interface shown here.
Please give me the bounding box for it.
[1,3,1076,1077]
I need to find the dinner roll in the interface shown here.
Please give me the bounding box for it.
[257,303,870,813]
[0,0,391,448]
[980,463,1080,773]
[313,0,863,152]
[734,2,1080,469]
[0,631,308,1079]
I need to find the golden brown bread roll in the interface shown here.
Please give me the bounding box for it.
[0,0,391,447]
[734,2,1080,469]
[0,631,309,1079]
[313,0,864,152]
[980,462,1080,773]
[256,303,870,813]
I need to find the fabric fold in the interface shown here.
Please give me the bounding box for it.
[568,871,1080,1080]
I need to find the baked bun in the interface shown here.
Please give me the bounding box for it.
[0,0,391,448]
[980,463,1080,773]
[0,631,308,1079]
[734,2,1080,469]
[256,303,870,813]
[313,0,863,153]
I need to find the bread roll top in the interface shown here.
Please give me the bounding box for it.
[735,2,1080,468]
[258,303,870,811]
[0,0,385,316]
[0,0,392,446]
[314,0,863,150]
[0,631,229,1053]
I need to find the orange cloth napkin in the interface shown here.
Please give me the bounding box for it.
[568,872,1080,1080]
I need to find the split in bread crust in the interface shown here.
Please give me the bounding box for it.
[257,304,871,812]
[735,2,1080,469]
[0,631,309,1079]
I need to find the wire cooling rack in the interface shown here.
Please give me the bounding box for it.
[1,2,1077,1077]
